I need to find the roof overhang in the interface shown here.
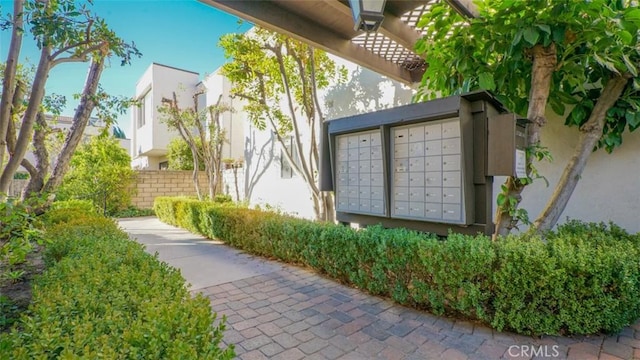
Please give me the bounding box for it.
[199,0,477,85]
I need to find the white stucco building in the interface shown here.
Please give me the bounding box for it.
[130,63,243,170]
[131,56,640,234]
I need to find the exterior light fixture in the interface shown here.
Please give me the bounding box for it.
[348,0,387,32]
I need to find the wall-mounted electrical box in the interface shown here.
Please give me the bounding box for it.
[320,91,525,236]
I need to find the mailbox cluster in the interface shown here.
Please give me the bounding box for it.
[334,117,469,225]
[320,91,522,235]
[390,119,466,223]
[335,130,386,215]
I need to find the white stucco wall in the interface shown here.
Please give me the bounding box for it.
[201,72,245,161]
[511,112,640,233]
[238,55,415,219]
[131,63,200,168]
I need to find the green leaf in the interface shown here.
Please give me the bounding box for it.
[627,111,640,129]
[512,29,523,46]
[523,27,540,45]
[478,72,496,90]
[618,30,633,45]
[622,54,638,77]
[625,7,640,24]
[550,97,565,116]
[536,24,551,34]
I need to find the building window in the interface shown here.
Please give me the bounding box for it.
[280,136,300,179]
[159,161,169,170]
[138,89,152,129]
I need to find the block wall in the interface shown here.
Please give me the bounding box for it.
[131,170,208,209]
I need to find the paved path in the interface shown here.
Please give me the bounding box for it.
[119,217,640,360]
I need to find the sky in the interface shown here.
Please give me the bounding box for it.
[0,0,253,136]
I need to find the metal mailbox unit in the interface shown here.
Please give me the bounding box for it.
[320,91,526,236]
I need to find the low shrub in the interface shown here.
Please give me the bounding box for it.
[50,199,99,215]
[0,207,234,359]
[112,205,155,218]
[154,196,640,336]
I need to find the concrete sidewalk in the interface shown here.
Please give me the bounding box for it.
[118,217,640,360]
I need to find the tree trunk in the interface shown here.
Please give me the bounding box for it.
[534,74,630,231]
[38,57,105,197]
[322,192,335,223]
[0,0,25,173]
[6,81,25,155]
[233,163,240,202]
[492,43,556,240]
[22,112,49,197]
[0,46,52,196]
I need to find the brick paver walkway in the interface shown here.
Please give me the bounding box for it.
[201,266,640,360]
[120,217,640,360]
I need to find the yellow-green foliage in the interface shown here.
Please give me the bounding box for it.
[154,196,640,336]
[0,207,234,359]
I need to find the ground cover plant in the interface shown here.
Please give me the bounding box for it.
[0,204,234,359]
[155,196,640,336]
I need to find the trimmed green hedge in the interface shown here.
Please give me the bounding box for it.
[154,196,640,336]
[0,207,234,359]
